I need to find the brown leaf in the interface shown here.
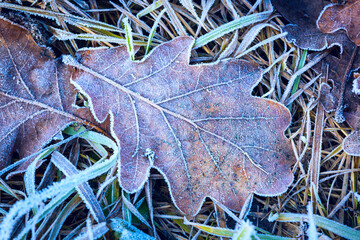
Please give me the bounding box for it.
[317,0,360,46]
[271,0,348,50]
[64,37,295,216]
[0,17,108,172]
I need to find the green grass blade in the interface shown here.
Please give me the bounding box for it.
[233,221,255,240]
[63,126,116,150]
[288,49,307,111]
[123,17,135,61]
[13,189,76,240]
[136,0,162,18]
[183,218,234,237]
[145,9,166,55]
[184,218,295,239]
[236,32,287,59]
[256,235,295,240]
[48,195,82,240]
[271,213,360,240]
[51,151,106,223]
[193,11,271,49]
[24,148,55,197]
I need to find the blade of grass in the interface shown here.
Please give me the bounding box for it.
[183,218,294,239]
[280,50,329,103]
[145,9,166,55]
[136,0,162,18]
[193,11,271,49]
[63,222,85,240]
[270,212,360,240]
[51,27,147,46]
[73,222,108,240]
[179,0,200,21]
[288,49,307,111]
[48,194,82,240]
[24,148,56,216]
[235,23,277,56]
[0,127,90,178]
[122,17,135,61]
[236,32,287,59]
[51,151,106,223]
[110,218,155,240]
[162,0,187,36]
[232,221,255,240]
[121,191,152,229]
[306,203,318,240]
[24,148,55,198]
[0,179,20,200]
[0,3,123,32]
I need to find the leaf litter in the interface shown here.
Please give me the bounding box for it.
[271,0,348,51]
[273,0,360,157]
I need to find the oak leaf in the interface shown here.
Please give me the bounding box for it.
[271,0,347,50]
[64,37,295,216]
[317,0,360,46]
[313,40,360,155]
[0,17,108,172]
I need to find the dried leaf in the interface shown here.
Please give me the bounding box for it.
[0,17,108,172]
[317,0,360,46]
[271,0,347,50]
[64,37,295,216]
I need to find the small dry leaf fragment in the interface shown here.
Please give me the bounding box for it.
[343,130,360,155]
[0,17,108,172]
[317,0,360,46]
[65,37,295,216]
[353,72,360,94]
[271,0,347,50]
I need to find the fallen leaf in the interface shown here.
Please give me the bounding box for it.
[64,37,295,216]
[0,17,108,172]
[271,0,347,50]
[317,0,360,46]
